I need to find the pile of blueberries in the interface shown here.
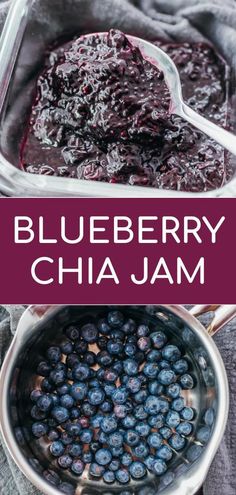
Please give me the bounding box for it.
[30,310,195,485]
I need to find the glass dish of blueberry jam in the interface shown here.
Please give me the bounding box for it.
[0,0,235,197]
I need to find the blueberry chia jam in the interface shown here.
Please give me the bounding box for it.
[21,29,231,192]
[29,309,199,486]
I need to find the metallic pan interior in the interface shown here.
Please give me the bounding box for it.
[0,305,229,495]
[0,0,235,197]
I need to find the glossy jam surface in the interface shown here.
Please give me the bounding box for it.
[21,29,231,192]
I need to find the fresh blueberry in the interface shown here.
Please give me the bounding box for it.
[124,343,137,357]
[49,369,66,386]
[90,441,101,453]
[107,340,123,356]
[166,410,181,428]
[148,381,164,396]
[66,353,79,368]
[137,325,150,337]
[129,461,147,479]
[50,440,65,457]
[122,415,136,429]
[109,459,120,471]
[108,431,123,448]
[101,415,118,433]
[60,341,74,355]
[100,400,113,413]
[159,397,170,414]
[147,432,162,449]
[143,362,159,379]
[162,345,181,362]
[104,368,118,383]
[97,351,113,367]
[134,389,148,404]
[74,340,88,355]
[66,443,82,457]
[144,455,155,471]
[61,432,73,446]
[123,359,138,376]
[147,349,161,362]
[71,459,84,475]
[112,387,128,404]
[110,329,125,341]
[133,442,149,458]
[121,452,132,467]
[126,376,142,393]
[80,428,93,443]
[88,387,105,405]
[95,448,112,466]
[158,369,176,385]
[46,346,62,364]
[65,422,81,437]
[176,422,193,436]
[104,383,116,397]
[81,402,97,417]
[124,429,140,447]
[153,459,167,475]
[72,363,90,381]
[122,318,136,335]
[97,318,111,335]
[31,406,46,421]
[97,430,108,444]
[137,337,151,352]
[60,394,74,409]
[148,414,165,429]
[135,421,151,437]
[70,382,88,401]
[173,359,189,374]
[180,407,194,421]
[70,407,80,420]
[112,360,123,374]
[103,471,115,484]
[80,323,98,343]
[159,360,171,370]
[58,454,73,469]
[156,445,173,461]
[196,426,211,444]
[57,384,70,396]
[48,428,60,441]
[172,397,185,412]
[83,351,96,366]
[97,336,108,350]
[169,433,186,450]
[114,404,129,419]
[65,325,80,341]
[30,389,43,402]
[145,396,161,415]
[32,421,48,438]
[166,383,181,399]
[179,374,194,389]
[96,368,105,381]
[82,451,92,464]
[150,331,167,349]
[115,469,130,484]
[160,426,172,440]
[51,407,70,424]
[89,463,105,478]
[107,311,124,328]
[134,405,148,420]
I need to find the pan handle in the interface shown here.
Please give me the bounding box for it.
[189,304,236,336]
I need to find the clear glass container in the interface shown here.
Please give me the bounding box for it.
[0,0,235,197]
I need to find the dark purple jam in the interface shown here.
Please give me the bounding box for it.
[21,29,232,192]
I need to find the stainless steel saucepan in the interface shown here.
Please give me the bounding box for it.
[0,304,235,495]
